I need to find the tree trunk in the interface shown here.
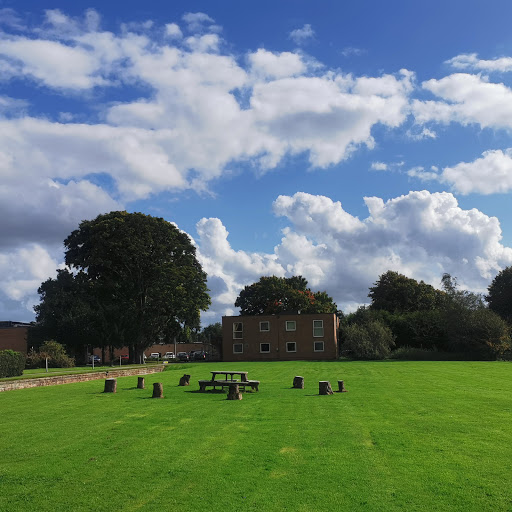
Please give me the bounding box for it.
[319,381,333,395]
[293,376,304,389]
[137,377,145,389]
[338,380,347,392]
[227,383,242,400]
[152,382,163,398]
[104,378,117,393]
[179,374,191,386]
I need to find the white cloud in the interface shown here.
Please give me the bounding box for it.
[193,191,512,322]
[0,244,62,321]
[371,162,388,171]
[248,49,306,79]
[341,47,366,57]
[441,149,512,194]
[446,53,512,72]
[182,12,218,33]
[0,37,110,89]
[289,24,315,45]
[185,33,220,52]
[406,127,437,140]
[408,149,512,195]
[165,23,182,39]
[413,73,512,130]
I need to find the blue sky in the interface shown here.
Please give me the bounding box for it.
[2,1,512,324]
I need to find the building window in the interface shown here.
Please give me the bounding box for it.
[233,343,243,354]
[313,320,324,337]
[286,320,296,331]
[314,341,324,352]
[260,343,270,353]
[233,322,243,339]
[286,342,296,352]
[260,321,270,332]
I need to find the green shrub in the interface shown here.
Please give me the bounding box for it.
[0,350,26,378]
[341,320,395,360]
[25,341,74,369]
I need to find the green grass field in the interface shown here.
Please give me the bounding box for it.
[1,361,512,512]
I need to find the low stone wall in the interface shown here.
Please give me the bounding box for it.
[0,365,165,392]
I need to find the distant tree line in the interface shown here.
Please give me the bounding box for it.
[341,269,512,360]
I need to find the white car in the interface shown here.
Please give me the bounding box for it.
[163,352,175,360]
[148,353,160,360]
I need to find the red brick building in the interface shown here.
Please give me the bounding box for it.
[222,313,339,362]
[0,322,30,354]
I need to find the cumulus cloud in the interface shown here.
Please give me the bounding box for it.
[0,11,416,210]
[193,191,512,321]
[248,49,306,79]
[182,12,219,33]
[410,149,512,195]
[0,244,63,321]
[165,23,182,39]
[446,53,512,72]
[289,24,315,45]
[4,189,512,323]
[412,73,512,130]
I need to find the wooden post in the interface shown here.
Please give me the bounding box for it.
[179,374,191,386]
[338,380,347,392]
[152,382,164,398]
[227,383,242,400]
[319,381,333,395]
[104,378,117,393]
[293,376,304,389]
[137,377,145,389]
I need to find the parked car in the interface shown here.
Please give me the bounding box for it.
[176,352,189,362]
[163,352,175,360]
[148,353,160,360]
[88,355,101,364]
[191,351,208,361]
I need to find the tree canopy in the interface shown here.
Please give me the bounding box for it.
[368,270,444,313]
[487,266,512,323]
[235,275,338,315]
[36,211,210,362]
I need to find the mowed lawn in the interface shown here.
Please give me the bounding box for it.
[1,361,512,512]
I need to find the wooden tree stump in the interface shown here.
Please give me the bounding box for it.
[227,383,242,400]
[338,380,347,392]
[319,381,333,395]
[104,378,117,393]
[179,374,191,386]
[152,382,164,398]
[293,376,304,389]
[137,376,145,389]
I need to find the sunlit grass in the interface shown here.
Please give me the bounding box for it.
[1,361,511,511]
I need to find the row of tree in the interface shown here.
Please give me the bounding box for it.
[32,210,512,363]
[342,270,512,359]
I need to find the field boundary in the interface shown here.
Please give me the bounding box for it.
[0,365,165,392]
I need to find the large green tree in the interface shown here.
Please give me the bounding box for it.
[487,266,512,323]
[37,211,210,363]
[235,275,337,315]
[368,270,444,313]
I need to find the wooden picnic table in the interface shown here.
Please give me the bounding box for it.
[210,371,248,382]
[198,371,259,392]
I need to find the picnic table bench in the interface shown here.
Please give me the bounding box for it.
[198,371,260,392]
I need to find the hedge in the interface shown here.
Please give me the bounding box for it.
[0,349,26,378]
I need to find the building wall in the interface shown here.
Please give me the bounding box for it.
[222,314,338,362]
[92,343,216,362]
[0,327,29,354]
